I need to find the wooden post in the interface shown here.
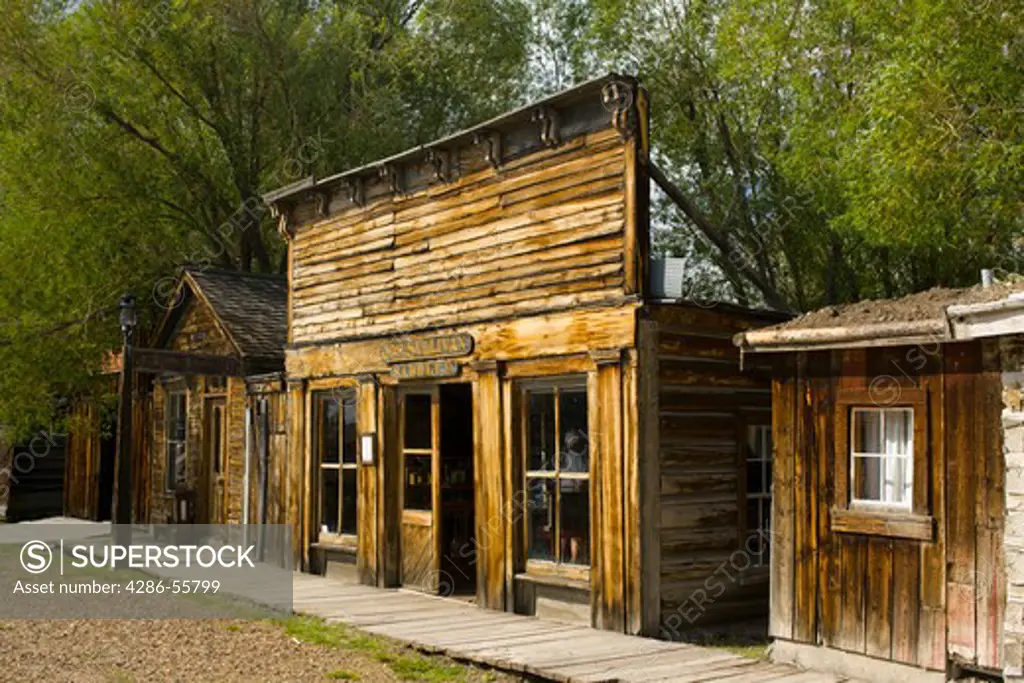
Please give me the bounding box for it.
[114,328,134,544]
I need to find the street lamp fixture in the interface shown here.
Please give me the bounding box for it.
[119,293,137,335]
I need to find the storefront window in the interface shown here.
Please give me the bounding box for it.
[315,390,358,537]
[524,382,590,567]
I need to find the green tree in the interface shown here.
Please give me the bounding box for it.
[589,0,1023,310]
[0,0,531,437]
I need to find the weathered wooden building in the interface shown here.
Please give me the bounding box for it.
[735,282,1024,682]
[145,267,289,528]
[264,74,786,635]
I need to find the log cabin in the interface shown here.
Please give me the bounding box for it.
[735,281,1024,682]
[263,74,788,636]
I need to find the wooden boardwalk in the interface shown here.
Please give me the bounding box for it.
[291,573,837,682]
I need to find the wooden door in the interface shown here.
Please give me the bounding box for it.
[400,387,442,593]
[204,398,227,525]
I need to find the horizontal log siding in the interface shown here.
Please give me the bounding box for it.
[649,304,775,635]
[290,129,630,344]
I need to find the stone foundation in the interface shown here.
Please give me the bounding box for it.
[1002,335,1024,678]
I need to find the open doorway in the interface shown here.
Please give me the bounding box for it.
[399,383,476,597]
[439,384,476,597]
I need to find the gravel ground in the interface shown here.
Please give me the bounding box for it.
[0,618,521,683]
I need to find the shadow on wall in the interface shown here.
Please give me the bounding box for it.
[1,430,66,522]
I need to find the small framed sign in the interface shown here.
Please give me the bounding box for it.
[360,433,376,466]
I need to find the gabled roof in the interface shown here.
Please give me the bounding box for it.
[153,267,287,365]
[735,281,1024,353]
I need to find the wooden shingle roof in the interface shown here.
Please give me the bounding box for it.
[181,267,287,362]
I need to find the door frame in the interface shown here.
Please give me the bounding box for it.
[203,396,227,525]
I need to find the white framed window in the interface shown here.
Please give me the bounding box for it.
[850,407,913,509]
[745,425,772,567]
[165,391,187,492]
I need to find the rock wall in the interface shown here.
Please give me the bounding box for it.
[1002,335,1024,678]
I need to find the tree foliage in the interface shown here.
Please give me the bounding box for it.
[588,0,1023,310]
[0,0,1021,435]
[0,0,530,436]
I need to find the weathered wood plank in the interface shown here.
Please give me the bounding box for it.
[865,538,894,660]
[769,357,797,640]
[472,365,505,610]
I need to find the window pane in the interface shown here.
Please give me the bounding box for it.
[559,390,589,474]
[559,480,589,565]
[747,461,764,495]
[883,455,912,504]
[527,392,556,472]
[321,398,340,464]
[171,394,186,441]
[320,468,339,534]
[853,410,882,453]
[405,454,432,510]
[342,397,357,464]
[853,455,883,501]
[527,478,556,561]
[404,394,432,450]
[167,441,186,490]
[885,410,913,456]
[212,408,222,474]
[341,469,358,535]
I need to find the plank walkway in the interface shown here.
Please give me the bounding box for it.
[291,573,838,682]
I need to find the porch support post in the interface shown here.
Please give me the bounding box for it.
[472,359,506,611]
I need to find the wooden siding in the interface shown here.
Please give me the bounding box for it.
[289,129,632,344]
[65,378,149,523]
[771,342,1006,672]
[168,298,236,356]
[64,391,107,520]
[648,304,777,633]
[149,296,247,524]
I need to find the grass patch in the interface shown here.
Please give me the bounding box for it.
[718,643,768,659]
[223,624,242,632]
[106,669,135,683]
[386,655,466,681]
[326,671,360,681]
[280,616,384,655]
[277,615,491,682]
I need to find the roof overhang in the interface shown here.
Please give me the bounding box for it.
[735,293,1024,353]
[259,73,637,209]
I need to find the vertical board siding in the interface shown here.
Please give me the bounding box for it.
[771,342,1005,673]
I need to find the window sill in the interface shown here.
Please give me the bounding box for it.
[516,571,590,592]
[522,560,590,587]
[312,535,358,554]
[831,507,933,541]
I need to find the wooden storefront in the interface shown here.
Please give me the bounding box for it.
[266,75,786,635]
[736,284,1024,682]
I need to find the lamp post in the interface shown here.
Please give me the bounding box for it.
[114,293,136,545]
